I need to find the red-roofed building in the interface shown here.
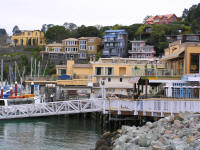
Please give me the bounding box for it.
[145,14,178,25]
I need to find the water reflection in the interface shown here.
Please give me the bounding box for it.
[0,116,101,150]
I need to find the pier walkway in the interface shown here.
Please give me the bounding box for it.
[0,99,200,119]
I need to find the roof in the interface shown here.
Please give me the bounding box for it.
[63,38,78,41]
[146,14,177,23]
[73,64,92,68]
[105,30,127,34]
[104,35,116,38]
[46,43,63,47]
[20,30,42,32]
[161,49,184,61]
[79,37,99,39]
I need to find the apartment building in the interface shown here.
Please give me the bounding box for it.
[41,37,101,64]
[102,30,128,58]
[12,30,46,46]
[129,41,155,59]
[63,38,79,61]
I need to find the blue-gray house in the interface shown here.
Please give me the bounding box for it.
[102,30,128,57]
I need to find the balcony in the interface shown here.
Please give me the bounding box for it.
[128,50,154,54]
[103,39,123,43]
[132,69,182,77]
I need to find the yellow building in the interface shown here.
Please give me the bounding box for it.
[56,60,93,86]
[162,40,200,75]
[56,57,164,96]
[12,30,46,46]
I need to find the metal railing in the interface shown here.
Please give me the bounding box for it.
[103,99,200,116]
[0,99,103,119]
[132,69,182,77]
[0,99,200,119]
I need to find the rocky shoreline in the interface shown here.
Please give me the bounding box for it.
[93,113,200,150]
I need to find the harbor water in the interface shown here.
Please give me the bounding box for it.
[0,115,102,150]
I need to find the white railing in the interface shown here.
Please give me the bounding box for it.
[0,99,103,119]
[0,99,200,119]
[103,100,200,117]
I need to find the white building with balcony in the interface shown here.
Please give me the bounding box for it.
[129,41,155,59]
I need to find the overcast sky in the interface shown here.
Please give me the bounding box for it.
[0,0,199,34]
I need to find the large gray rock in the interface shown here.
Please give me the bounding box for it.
[138,135,151,147]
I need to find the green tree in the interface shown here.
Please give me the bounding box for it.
[77,25,100,37]
[45,25,70,43]
[181,3,200,33]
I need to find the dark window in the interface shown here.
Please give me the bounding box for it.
[0,100,5,106]
[108,67,113,75]
[108,77,111,82]
[190,54,199,73]
[120,78,123,82]
[96,67,102,75]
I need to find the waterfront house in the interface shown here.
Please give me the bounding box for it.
[12,30,46,46]
[102,30,128,58]
[128,41,155,59]
[145,14,178,25]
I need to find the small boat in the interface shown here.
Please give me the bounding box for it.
[0,94,40,107]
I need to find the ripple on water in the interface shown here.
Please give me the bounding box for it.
[0,116,101,150]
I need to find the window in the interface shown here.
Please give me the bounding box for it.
[53,47,61,52]
[105,67,113,75]
[28,32,31,36]
[186,36,199,41]
[80,45,86,50]
[88,39,94,42]
[46,47,49,52]
[80,40,87,50]
[80,40,86,44]
[108,77,111,82]
[35,32,37,36]
[0,100,5,106]
[79,52,87,58]
[190,54,199,73]
[58,69,66,75]
[95,67,104,75]
[88,46,94,50]
[120,78,123,82]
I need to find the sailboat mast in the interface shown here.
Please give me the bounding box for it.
[1,59,3,86]
[31,57,33,77]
